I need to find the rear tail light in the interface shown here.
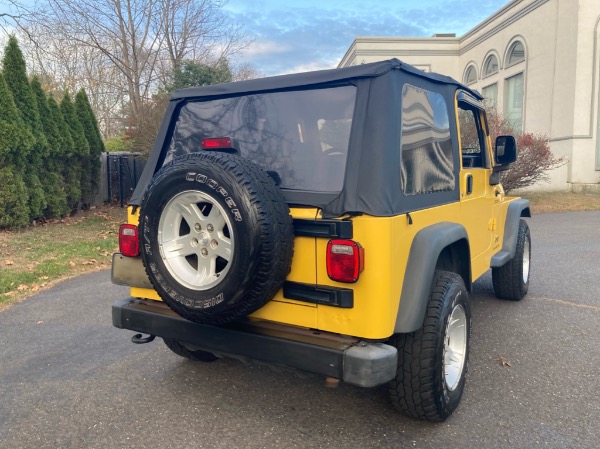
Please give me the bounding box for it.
[119,224,139,257]
[326,239,364,283]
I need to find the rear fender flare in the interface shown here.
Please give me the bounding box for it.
[490,199,531,268]
[394,222,469,334]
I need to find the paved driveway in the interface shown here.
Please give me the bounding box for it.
[1,211,599,449]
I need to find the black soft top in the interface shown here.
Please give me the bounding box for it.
[130,59,482,217]
[170,58,479,101]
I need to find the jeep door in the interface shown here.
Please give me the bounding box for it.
[456,94,497,276]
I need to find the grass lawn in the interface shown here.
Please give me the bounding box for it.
[1,191,599,311]
[0,205,126,311]
[521,191,600,213]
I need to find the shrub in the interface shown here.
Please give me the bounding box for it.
[104,133,133,153]
[486,107,566,193]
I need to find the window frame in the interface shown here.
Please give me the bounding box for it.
[505,41,526,68]
[482,54,500,78]
[481,83,498,109]
[504,72,525,132]
[457,99,490,169]
[463,65,478,85]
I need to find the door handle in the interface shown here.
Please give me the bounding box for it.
[466,174,473,195]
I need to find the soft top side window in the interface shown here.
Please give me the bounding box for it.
[400,84,454,196]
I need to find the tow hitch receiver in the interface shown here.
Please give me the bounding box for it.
[131,333,155,344]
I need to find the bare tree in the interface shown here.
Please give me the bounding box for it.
[158,0,246,67]
[233,62,262,81]
[17,24,126,137]
[36,0,163,124]
[0,0,30,35]
[24,0,249,141]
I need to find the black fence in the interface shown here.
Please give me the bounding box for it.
[101,152,146,207]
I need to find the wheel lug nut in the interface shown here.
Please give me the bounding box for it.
[191,238,199,247]
[211,240,218,248]
[201,248,208,256]
[194,223,202,232]
[207,224,214,232]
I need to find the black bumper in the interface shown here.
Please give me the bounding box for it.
[112,298,397,387]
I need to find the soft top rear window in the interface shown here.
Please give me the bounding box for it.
[165,85,357,192]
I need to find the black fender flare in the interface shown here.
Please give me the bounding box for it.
[490,199,531,268]
[394,222,469,333]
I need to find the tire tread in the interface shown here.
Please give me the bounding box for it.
[388,271,469,421]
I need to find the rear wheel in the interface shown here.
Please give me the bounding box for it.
[492,219,531,301]
[388,271,471,421]
[163,338,219,362]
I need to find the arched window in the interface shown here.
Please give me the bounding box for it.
[483,54,499,77]
[506,41,525,66]
[463,65,477,85]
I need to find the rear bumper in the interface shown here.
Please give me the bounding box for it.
[112,297,397,388]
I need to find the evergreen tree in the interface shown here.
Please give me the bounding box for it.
[0,72,33,228]
[0,167,30,229]
[75,89,104,205]
[2,36,48,220]
[48,96,74,154]
[168,59,233,91]
[0,71,33,167]
[47,95,76,214]
[31,77,69,218]
[60,92,89,211]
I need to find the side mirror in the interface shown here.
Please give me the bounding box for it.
[494,135,517,172]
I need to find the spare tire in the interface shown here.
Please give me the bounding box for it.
[139,151,293,325]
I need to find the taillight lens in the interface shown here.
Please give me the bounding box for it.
[119,224,139,257]
[326,239,364,283]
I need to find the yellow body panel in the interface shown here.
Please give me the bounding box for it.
[128,195,517,340]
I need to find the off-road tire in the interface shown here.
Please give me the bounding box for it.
[492,219,530,301]
[388,270,471,421]
[139,151,293,325]
[163,338,218,362]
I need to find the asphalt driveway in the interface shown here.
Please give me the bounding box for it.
[1,211,599,449]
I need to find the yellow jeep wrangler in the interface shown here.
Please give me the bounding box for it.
[112,59,531,421]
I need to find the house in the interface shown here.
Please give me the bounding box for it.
[339,0,600,192]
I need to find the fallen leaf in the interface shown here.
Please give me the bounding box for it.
[17,284,29,291]
[4,260,14,266]
[69,261,76,267]
[496,357,512,367]
[37,320,44,324]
